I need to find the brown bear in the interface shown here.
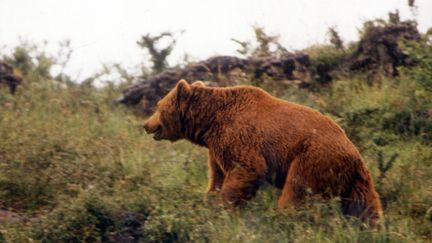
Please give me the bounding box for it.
[143,79,383,224]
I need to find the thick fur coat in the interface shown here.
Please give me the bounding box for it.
[144,79,382,224]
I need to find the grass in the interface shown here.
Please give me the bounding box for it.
[0,54,431,242]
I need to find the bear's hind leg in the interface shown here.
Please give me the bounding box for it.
[278,157,308,208]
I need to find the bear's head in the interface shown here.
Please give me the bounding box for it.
[143,79,205,141]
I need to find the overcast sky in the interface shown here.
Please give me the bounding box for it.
[1,0,431,81]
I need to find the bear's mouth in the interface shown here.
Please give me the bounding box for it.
[153,126,163,140]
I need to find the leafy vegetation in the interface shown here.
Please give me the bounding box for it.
[1,16,431,242]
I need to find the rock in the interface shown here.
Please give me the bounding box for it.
[117,54,313,114]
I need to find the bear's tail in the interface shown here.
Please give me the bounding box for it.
[340,171,383,226]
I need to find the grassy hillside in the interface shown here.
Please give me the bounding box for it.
[1,24,432,243]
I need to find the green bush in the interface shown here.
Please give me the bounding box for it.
[34,194,115,242]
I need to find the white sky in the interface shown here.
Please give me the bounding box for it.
[1,0,431,81]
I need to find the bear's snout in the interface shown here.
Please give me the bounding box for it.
[143,112,161,133]
[143,121,159,134]
[143,114,164,140]
[143,122,150,133]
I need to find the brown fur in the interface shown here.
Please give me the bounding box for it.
[144,79,383,224]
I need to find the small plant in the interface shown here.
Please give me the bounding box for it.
[376,150,398,189]
[327,27,344,50]
[232,26,288,58]
[136,32,178,74]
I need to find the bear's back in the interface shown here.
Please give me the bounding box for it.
[223,86,348,143]
[216,86,362,164]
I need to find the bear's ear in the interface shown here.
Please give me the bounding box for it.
[176,79,191,100]
[191,81,206,87]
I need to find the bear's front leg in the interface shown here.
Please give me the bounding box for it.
[205,151,225,201]
[220,155,267,207]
